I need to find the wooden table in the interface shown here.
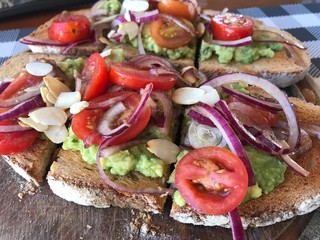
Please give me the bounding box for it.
[0,0,315,240]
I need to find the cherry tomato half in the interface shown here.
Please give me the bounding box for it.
[211,13,254,41]
[48,14,91,43]
[80,53,109,101]
[71,91,151,146]
[109,62,177,91]
[175,146,248,215]
[157,0,197,21]
[150,17,194,49]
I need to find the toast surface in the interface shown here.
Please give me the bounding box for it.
[47,149,168,213]
[199,19,311,88]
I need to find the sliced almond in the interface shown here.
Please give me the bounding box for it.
[55,91,81,110]
[147,139,180,164]
[40,86,53,107]
[123,0,149,12]
[43,76,71,98]
[199,85,220,106]
[171,87,206,105]
[70,101,89,114]
[44,125,68,144]
[29,107,67,126]
[26,61,53,76]
[46,92,57,104]
[18,117,48,132]
[118,21,139,40]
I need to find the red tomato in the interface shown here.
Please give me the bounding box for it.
[150,17,194,49]
[48,14,91,43]
[175,146,248,215]
[211,13,254,41]
[71,91,151,146]
[227,96,278,127]
[81,53,109,101]
[0,71,42,100]
[109,62,177,91]
[157,0,197,21]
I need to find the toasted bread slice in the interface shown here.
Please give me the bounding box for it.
[170,92,320,228]
[47,149,168,213]
[20,9,104,56]
[0,52,75,185]
[198,19,311,88]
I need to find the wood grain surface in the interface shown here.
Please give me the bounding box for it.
[0,158,315,240]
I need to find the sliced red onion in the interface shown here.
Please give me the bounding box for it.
[284,44,307,67]
[189,102,256,186]
[20,37,68,46]
[252,29,307,50]
[100,139,148,158]
[299,122,320,139]
[151,91,173,136]
[98,102,127,136]
[160,14,195,37]
[0,81,11,94]
[75,77,82,93]
[203,73,300,152]
[111,15,127,29]
[129,9,160,23]
[129,54,173,69]
[88,92,135,109]
[96,137,174,194]
[92,15,119,27]
[229,208,245,240]
[110,32,125,42]
[137,23,146,54]
[62,39,92,54]
[222,85,282,111]
[0,88,41,108]
[0,95,45,122]
[0,124,32,133]
[187,109,216,128]
[208,36,253,47]
[280,154,309,177]
[97,83,153,137]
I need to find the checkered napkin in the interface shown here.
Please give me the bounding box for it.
[0,3,320,239]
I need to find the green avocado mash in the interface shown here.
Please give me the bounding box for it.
[57,58,85,85]
[171,146,287,206]
[62,129,168,178]
[200,41,283,64]
[98,0,121,16]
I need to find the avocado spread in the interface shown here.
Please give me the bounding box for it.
[62,129,168,178]
[98,0,121,16]
[171,146,287,206]
[200,41,283,64]
[57,58,85,83]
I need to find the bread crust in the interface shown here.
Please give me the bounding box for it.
[198,19,311,88]
[47,149,168,213]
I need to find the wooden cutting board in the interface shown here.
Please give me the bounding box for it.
[0,157,315,240]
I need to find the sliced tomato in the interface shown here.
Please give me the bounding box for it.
[227,96,278,127]
[150,17,194,49]
[71,91,151,146]
[48,14,91,43]
[0,111,39,155]
[157,0,197,21]
[109,62,177,91]
[211,13,254,41]
[80,53,109,101]
[0,71,42,100]
[175,146,248,215]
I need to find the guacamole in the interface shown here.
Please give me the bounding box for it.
[98,0,121,16]
[200,41,283,64]
[172,146,287,206]
[57,58,85,85]
[62,129,168,178]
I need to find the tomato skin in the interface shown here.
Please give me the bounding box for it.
[81,53,109,101]
[150,17,194,49]
[175,146,248,215]
[48,14,91,43]
[109,62,177,91]
[227,96,278,127]
[157,0,197,21]
[210,14,254,41]
[71,91,151,146]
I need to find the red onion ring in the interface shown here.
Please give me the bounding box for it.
[88,92,135,109]
[222,84,282,111]
[203,73,300,152]
[280,154,309,177]
[207,36,253,47]
[229,208,245,240]
[0,87,40,108]
[129,9,160,23]
[0,124,32,133]
[100,139,148,158]
[160,14,196,37]
[284,44,307,67]
[137,23,146,54]
[0,81,10,94]
[189,102,256,186]
[0,95,45,122]
[129,54,173,69]
[111,15,127,29]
